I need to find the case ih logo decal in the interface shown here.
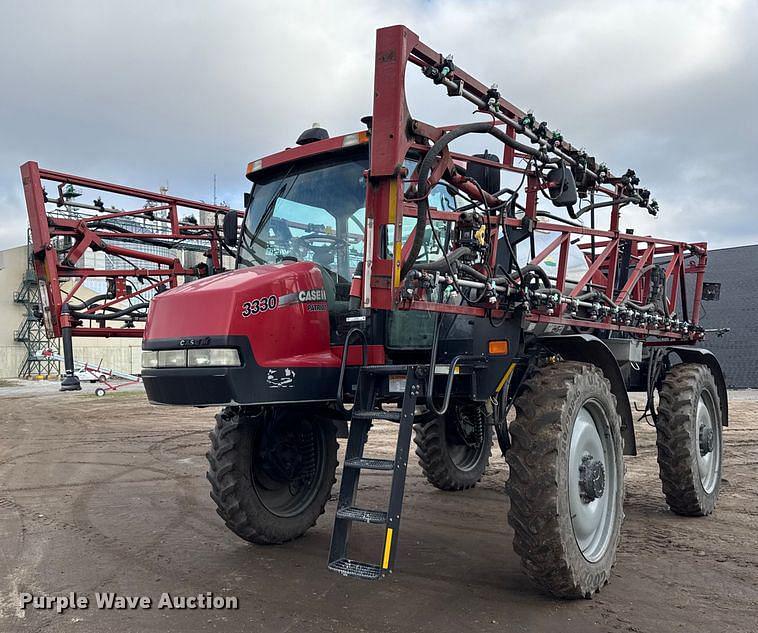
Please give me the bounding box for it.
[297,288,327,302]
[179,337,211,347]
[241,288,327,317]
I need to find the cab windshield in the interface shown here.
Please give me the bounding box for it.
[237,149,457,283]
[238,151,368,282]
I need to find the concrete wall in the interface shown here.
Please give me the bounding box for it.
[0,244,143,378]
[0,245,30,377]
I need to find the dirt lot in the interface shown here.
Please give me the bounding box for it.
[0,382,756,633]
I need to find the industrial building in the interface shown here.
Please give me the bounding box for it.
[0,241,142,378]
[694,244,758,388]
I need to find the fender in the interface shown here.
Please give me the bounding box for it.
[665,346,729,427]
[538,334,637,456]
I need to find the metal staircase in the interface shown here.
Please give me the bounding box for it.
[13,236,59,378]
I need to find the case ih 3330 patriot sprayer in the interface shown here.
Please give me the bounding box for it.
[22,25,727,599]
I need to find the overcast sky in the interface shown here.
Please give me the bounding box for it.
[1,0,755,251]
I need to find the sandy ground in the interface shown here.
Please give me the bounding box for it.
[0,381,756,633]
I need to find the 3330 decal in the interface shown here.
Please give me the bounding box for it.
[241,295,278,317]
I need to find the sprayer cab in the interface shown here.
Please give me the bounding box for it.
[142,135,377,407]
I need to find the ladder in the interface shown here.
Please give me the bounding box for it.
[328,364,422,579]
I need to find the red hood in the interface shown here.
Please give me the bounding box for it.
[144,261,333,366]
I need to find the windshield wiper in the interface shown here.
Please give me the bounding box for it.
[251,182,288,246]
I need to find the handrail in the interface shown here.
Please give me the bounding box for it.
[335,327,368,413]
[424,318,484,416]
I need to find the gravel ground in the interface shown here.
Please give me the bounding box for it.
[0,381,756,633]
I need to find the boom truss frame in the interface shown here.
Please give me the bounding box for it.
[20,161,240,339]
[362,25,706,343]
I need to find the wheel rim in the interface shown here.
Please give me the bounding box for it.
[446,407,486,472]
[447,439,486,471]
[695,390,720,493]
[250,419,326,518]
[568,400,618,563]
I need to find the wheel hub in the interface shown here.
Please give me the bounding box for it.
[699,424,714,456]
[578,454,606,503]
[260,433,303,482]
[250,419,325,517]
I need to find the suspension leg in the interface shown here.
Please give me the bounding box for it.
[59,304,81,392]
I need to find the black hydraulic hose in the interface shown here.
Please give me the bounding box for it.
[518,264,551,288]
[574,289,657,313]
[401,121,547,278]
[626,301,656,312]
[457,263,511,286]
[573,197,633,218]
[90,221,207,253]
[67,292,113,311]
[70,302,149,321]
[413,246,473,272]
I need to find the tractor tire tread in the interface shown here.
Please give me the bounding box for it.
[505,361,625,599]
[656,363,721,516]
[206,408,337,545]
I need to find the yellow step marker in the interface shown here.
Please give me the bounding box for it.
[382,527,394,569]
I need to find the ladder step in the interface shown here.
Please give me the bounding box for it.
[344,457,394,471]
[352,409,401,422]
[336,506,388,524]
[360,364,412,375]
[328,558,384,580]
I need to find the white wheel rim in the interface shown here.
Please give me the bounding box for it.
[696,391,720,493]
[568,401,618,563]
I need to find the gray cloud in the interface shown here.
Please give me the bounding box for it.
[1,0,755,250]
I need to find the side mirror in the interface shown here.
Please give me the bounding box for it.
[466,151,501,195]
[222,212,238,248]
[546,165,578,210]
[244,192,252,209]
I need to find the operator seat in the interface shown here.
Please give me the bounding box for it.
[315,264,349,321]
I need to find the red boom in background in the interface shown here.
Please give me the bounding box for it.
[20,161,240,339]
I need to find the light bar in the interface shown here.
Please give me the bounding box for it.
[141,349,241,369]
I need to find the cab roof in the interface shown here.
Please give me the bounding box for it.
[246,130,369,180]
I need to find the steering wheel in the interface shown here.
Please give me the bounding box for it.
[292,233,347,263]
[297,233,345,248]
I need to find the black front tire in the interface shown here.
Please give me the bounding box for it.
[505,362,625,599]
[206,407,338,544]
[414,401,492,491]
[656,363,723,516]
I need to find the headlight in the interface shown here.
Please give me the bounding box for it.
[157,350,187,368]
[141,351,159,368]
[187,348,241,367]
[144,348,242,368]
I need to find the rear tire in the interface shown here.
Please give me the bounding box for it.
[656,363,722,516]
[206,407,338,544]
[505,362,625,598]
[414,401,492,491]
